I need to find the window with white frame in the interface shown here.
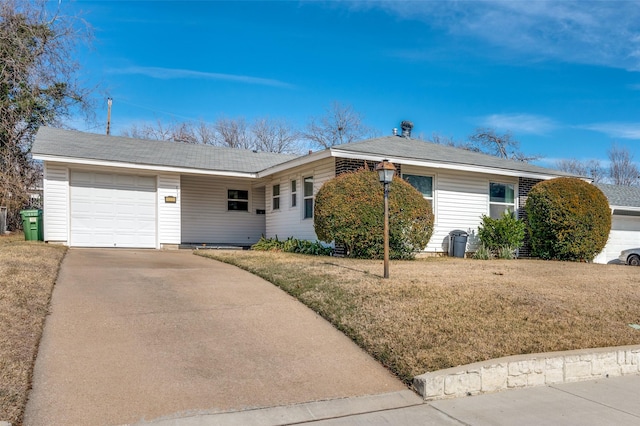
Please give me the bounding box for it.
[403,174,434,207]
[228,189,249,211]
[272,184,280,210]
[303,176,313,219]
[489,182,515,219]
[291,180,297,207]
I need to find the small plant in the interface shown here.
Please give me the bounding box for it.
[497,245,515,260]
[251,236,333,256]
[477,211,525,259]
[252,235,284,251]
[473,243,493,260]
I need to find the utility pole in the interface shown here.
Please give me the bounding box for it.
[106,98,112,135]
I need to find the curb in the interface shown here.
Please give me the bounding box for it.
[414,344,640,400]
[134,390,423,425]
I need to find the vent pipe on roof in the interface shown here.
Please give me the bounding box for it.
[392,128,398,136]
[400,121,413,138]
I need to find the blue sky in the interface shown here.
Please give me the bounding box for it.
[65,1,640,168]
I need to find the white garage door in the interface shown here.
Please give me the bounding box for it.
[595,214,640,264]
[70,171,157,248]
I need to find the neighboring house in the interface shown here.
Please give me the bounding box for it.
[33,126,577,253]
[593,184,640,264]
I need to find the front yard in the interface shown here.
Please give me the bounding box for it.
[198,251,640,383]
[0,234,66,425]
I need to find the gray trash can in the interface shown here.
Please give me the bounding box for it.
[449,230,468,258]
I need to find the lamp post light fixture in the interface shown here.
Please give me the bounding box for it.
[375,159,396,278]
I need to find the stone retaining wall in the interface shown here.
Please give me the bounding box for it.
[413,345,640,400]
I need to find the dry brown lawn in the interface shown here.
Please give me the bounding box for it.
[198,251,640,383]
[0,234,66,425]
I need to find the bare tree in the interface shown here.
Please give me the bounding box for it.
[252,117,300,154]
[0,0,92,228]
[122,120,176,141]
[468,128,540,162]
[302,101,374,149]
[428,132,458,146]
[212,117,255,149]
[193,120,217,145]
[555,158,606,182]
[121,116,303,153]
[608,143,639,186]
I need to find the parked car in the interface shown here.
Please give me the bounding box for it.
[619,248,640,266]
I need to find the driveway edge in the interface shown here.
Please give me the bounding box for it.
[135,390,423,425]
[414,344,640,400]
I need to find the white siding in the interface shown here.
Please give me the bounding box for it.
[43,163,69,243]
[402,165,518,253]
[158,173,181,245]
[266,157,335,241]
[594,214,640,264]
[181,175,266,244]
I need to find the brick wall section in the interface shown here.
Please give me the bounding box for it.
[413,345,640,401]
[517,177,543,257]
[335,157,402,177]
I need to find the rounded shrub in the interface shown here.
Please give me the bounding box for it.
[525,177,611,262]
[314,169,434,260]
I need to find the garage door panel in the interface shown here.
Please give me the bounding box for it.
[595,215,640,264]
[70,171,157,248]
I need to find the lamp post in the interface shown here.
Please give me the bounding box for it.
[375,159,396,279]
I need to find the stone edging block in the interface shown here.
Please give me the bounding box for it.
[413,344,640,400]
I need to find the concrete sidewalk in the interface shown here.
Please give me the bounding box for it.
[24,249,404,425]
[141,374,640,425]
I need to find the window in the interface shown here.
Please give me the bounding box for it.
[403,174,434,205]
[303,176,313,219]
[291,180,297,207]
[489,182,515,219]
[228,189,249,211]
[272,184,280,210]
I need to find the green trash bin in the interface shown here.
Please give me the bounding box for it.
[20,209,43,241]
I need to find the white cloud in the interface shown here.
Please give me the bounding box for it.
[581,122,640,140]
[479,113,558,134]
[108,66,294,89]
[364,1,640,71]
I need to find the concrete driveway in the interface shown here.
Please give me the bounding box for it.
[24,249,405,425]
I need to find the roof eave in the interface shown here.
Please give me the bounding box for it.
[34,154,259,178]
[329,149,573,180]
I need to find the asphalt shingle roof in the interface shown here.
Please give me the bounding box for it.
[34,127,577,180]
[332,135,575,177]
[32,127,297,173]
[596,183,640,208]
